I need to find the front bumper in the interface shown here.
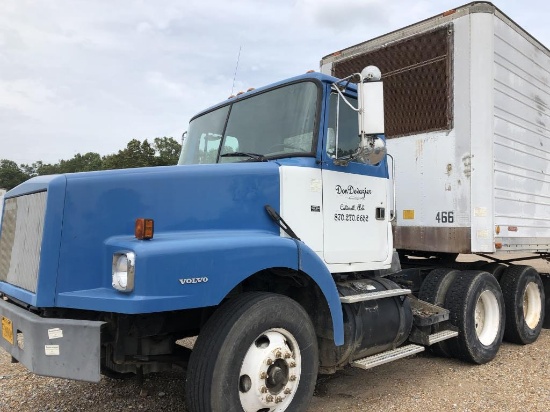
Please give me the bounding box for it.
[0,298,104,382]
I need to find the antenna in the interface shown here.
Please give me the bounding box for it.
[231,45,242,95]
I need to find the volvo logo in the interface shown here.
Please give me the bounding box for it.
[179,277,209,285]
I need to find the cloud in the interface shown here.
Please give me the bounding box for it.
[296,0,390,31]
[0,0,548,165]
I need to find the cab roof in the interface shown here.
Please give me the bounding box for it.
[190,71,357,121]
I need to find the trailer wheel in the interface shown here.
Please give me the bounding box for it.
[445,271,505,364]
[418,268,460,357]
[185,292,318,412]
[481,262,506,282]
[499,265,545,345]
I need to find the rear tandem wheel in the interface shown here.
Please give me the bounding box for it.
[418,268,460,357]
[499,265,545,344]
[444,271,505,364]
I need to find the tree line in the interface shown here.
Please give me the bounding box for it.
[0,137,181,191]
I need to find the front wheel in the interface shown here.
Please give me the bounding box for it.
[185,292,318,412]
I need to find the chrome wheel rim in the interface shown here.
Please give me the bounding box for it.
[475,290,500,346]
[238,328,301,412]
[523,282,542,329]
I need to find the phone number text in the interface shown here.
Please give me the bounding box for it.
[334,213,369,222]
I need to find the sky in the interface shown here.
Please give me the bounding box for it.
[0,0,549,165]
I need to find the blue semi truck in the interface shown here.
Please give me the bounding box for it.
[1,4,550,411]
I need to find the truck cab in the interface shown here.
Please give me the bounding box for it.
[178,71,392,270]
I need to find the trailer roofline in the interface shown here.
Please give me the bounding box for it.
[321,2,550,67]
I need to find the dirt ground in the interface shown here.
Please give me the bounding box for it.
[309,330,550,411]
[1,331,548,411]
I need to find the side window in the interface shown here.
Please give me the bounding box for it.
[327,93,360,159]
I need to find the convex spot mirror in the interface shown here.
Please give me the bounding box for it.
[354,134,386,165]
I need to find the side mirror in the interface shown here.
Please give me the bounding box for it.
[356,66,386,165]
[355,134,386,165]
[358,66,384,136]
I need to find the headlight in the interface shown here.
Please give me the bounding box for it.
[112,252,135,292]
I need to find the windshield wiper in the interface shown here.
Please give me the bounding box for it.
[220,152,269,162]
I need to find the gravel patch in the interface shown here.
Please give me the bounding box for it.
[1,330,548,411]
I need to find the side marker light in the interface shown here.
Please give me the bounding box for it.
[135,218,154,240]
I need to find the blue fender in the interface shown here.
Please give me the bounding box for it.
[55,230,344,345]
[296,241,344,345]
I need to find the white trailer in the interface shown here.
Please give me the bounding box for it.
[321,1,550,256]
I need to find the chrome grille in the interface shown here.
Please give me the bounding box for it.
[0,191,47,293]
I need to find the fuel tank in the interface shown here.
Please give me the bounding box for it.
[321,277,413,369]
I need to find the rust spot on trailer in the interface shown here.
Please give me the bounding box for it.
[415,140,424,160]
[462,154,472,178]
[393,226,471,253]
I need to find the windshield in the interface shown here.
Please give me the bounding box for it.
[178,81,319,165]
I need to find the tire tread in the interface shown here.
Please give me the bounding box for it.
[418,268,458,357]
[185,292,317,412]
[499,265,545,344]
[444,271,504,364]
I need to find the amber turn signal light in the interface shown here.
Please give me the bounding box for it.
[135,218,154,240]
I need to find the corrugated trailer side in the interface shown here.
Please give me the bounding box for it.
[320,2,550,254]
[492,13,550,252]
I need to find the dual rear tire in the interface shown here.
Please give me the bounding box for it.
[500,265,545,344]
[444,271,505,364]
[420,265,546,364]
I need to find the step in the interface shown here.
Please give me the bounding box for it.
[427,330,458,345]
[408,328,458,346]
[351,344,425,370]
[409,296,450,326]
[340,288,411,304]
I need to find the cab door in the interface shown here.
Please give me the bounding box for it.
[322,93,390,264]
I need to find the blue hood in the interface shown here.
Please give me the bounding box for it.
[2,162,281,307]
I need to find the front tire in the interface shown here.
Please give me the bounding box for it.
[185,292,318,412]
[445,271,505,364]
[499,265,545,344]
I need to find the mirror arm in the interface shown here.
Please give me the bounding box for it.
[387,153,396,222]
